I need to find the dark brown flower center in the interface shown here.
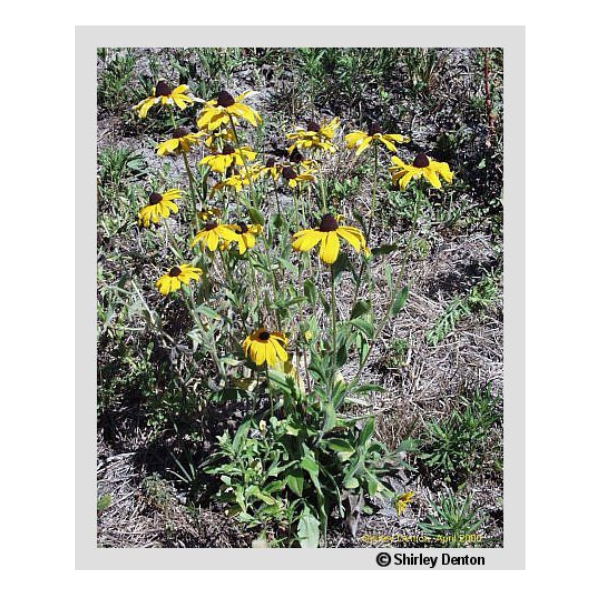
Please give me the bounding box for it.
[413,153,430,168]
[217,90,235,107]
[266,157,276,168]
[258,331,271,341]
[155,81,173,96]
[222,144,236,155]
[173,127,189,139]
[289,148,304,163]
[319,213,339,232]
[307,120,320,133]
[149,192,163,205]
[204,222,218,231]
[169,266,182,277]
[282,167,297,180]
[368,123,382,137]
[236,222,249,234]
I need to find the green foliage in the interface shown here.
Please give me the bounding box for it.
[419,493,484,547]
[420,386,501,482]
[98,49,137,111]
[97,494,111,514]
[426,271,500,345]
[206,372,414,547]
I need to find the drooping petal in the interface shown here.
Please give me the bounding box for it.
[292,230,325,252]
[423,167,442,189]
[337,227,366,252]
[320,232,341,264]
[355,137,373,157]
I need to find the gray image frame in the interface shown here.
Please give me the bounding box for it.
[78,26,525,570]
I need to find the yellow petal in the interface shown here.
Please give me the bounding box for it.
[292,230,325,252]
[319,232,340,264]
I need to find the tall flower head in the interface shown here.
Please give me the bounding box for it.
[155,264,203,295]
[197,90,262,131]
[132,81,197,119]
[157,127,202,156]
[138,189,182,227]
[191,221,239,252]
[292,213,368,264]
[200,144,257,174]
[286,116,340,154]
[223,222,264,255]
[345,123,410,156]
[243,328,288,367]
[389,153,453,189]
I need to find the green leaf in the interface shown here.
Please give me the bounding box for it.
[297,507,320,548]
[286,469,304,497]
[391,286,409,316]
[371,244,398,257]
[351,300,371,320]
[196,305,222,320]
[350,318,374,339]
[248,207,265,226]
[358,417,376,447]
[97,494,111,513]
[304,279,317,305]
[300,449,319,478]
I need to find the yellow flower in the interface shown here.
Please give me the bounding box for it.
[286,117,339,154]
[138,189,182,227]
[191,221,239,252]
[200,144,257,174]
[345,123,410,156]
[203,128,236,150]
[197,90,262,131]
[197,207,222,222]
[395,491,415,516]
[132,81,197,119]
[292,213,367,264]
[223,222,263,255]
[281,165,316,189]
[263,150,316,181]
[389,153,453,190]
[243,328,288,367]
[155,264,203,295]
[157,127,202,156]
[211,165,263,196]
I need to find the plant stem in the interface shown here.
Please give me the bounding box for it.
[330,264,337,394]
[182,152,201,232]
[349,183,425,389]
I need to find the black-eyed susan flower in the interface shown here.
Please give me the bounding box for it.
[155,264,203,295]
[292,213,367,264]
[191,221,238,252]
[199,144,257,174]
[286,117,339,154]
[345,123,410,156]
[389,153,454,190]
[157,127,202,156]
[197,90,262,131]
[281,165,316,189]
[243,328,288,367]
[138,189,182,227]
[224,222,264,255]
[202,127,236,150]
[133,81,197,119]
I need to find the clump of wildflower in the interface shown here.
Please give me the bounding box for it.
[281,165,316,189]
